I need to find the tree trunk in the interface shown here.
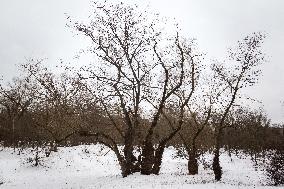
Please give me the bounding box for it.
[12,117,15,152]
[141,140,155,175]
[117,152,136,177]
[188,146,198,175]
[213,148,222,181]
[152,146,165,174]
[122,124,142,175]
[213,129,222,181]
[51,141,58,152]
[228,146,233,162]
[120,160,131,178]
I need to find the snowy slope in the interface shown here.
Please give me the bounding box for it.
[0,145,280,189]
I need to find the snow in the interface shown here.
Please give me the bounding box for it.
[0,145,281,189]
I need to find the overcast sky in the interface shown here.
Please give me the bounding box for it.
[0,0,284,123]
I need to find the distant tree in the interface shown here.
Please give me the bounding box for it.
[22,60,83,151]
[224,108,271,160]
[0,77,35,149]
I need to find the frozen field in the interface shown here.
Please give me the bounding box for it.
[0,145,280,189]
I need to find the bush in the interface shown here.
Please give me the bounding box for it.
[266,150,284,186]
[25,142,50,166]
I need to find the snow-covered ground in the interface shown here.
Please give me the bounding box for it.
[0,145,280,189]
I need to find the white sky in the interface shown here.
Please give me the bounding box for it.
[0,0,284,123]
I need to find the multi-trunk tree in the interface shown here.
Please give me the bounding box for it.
[71,2,201,177]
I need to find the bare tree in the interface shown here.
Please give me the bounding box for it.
[0,77,35,150]
[181,102,212,175]
[71,2,200,177]
[22,60,83,151]
[211,32,266,181]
